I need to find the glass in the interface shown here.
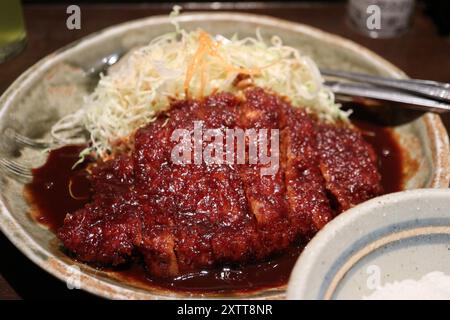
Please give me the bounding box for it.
[0,0,27,63]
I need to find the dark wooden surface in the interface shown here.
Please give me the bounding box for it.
[0,2,449,300]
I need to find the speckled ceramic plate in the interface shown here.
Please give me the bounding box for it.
[0,13,449,300]
[286,189,450,300]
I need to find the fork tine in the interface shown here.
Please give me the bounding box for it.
[4,128,51,149]
[0,158,33,180]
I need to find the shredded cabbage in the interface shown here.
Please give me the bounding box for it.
[51,8,348,159]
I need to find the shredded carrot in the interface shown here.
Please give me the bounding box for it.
[68,179,88,200]
[184,30,263,98]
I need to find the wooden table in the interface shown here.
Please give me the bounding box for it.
[1,2,449,300]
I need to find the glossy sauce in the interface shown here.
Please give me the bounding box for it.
[25,145,90,231]
[24,118,403,293]
[353,120,403,194]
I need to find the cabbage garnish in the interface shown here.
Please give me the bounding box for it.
[51,9,347,159]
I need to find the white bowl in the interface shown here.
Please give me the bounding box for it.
[287,188,450,300]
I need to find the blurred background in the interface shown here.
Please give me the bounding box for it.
[0,0,449,300]
[1,0,446,83]
[18,0,450,36]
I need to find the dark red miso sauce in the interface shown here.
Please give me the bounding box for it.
[24,111,403,293]
[25,145,91,231]
[352,120,403,194]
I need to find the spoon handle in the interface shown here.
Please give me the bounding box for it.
[325,80,450,113]
[321,69,450,103]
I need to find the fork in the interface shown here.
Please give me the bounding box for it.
[0,53,127,179]
[0,52,125,150]
[4,128,52,149]
[0,158,32,180]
